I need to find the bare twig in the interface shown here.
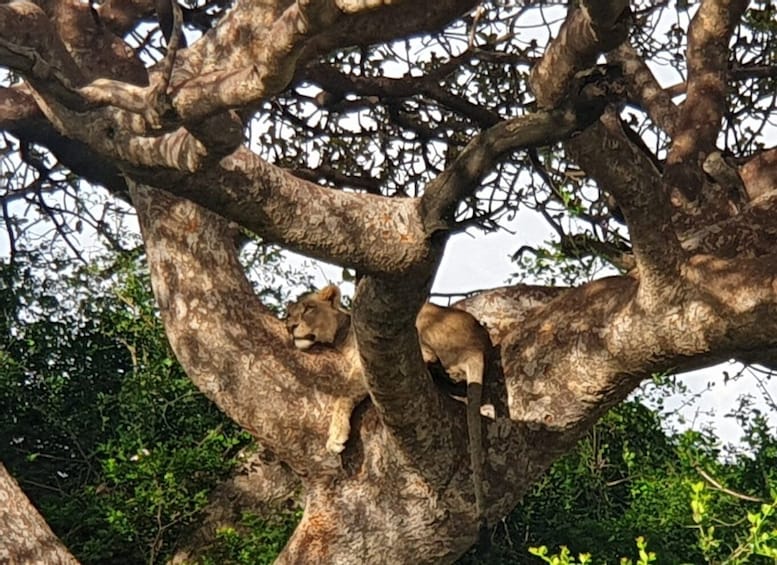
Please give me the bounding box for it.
[694,466,766,503]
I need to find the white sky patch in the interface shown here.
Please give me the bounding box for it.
[434,209,547,296]
[645,364,777,454]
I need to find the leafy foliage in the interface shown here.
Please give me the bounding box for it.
[197,510,303,565]
[460,400,777,564]
[3,252,776,564]
[529,536,655,565]
[0,255,251,564]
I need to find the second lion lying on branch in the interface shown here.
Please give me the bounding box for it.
[285,284,492,527]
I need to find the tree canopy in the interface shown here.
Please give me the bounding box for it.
[1,0,776,562]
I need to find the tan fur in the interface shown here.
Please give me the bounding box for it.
[286,284,490,527]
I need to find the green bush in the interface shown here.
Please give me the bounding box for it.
[1,256,250,564]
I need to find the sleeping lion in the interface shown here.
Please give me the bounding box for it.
[285,284,491,527]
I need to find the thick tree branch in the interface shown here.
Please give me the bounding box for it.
[171,0,327,121]
[174,0,479,122]
[30,93,209,169]
[529,1,629,109]
[497,252,777,455]
[95,0,156,36]
[0,3,87,95]
[529,5,688,303]
[420,98,608,233]
[0,89,436,277]
[0,88,128,195]
[682,190,777,258]
[608,42,679,135]
[0,3,200,163]
[457,285,566,345]
[565,111,684,304]
[160,148,431,275]
[129,182,350,478]
[740,147,777,201]
[48,0,147,84]
[665,0,749,198]
[298,0,478,62]
[351,275,462,483]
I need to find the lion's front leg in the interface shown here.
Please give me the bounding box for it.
[326,397,356,454]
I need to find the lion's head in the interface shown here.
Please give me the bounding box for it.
[285,285,350,351]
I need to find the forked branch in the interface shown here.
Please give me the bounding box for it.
[665,0,750,198]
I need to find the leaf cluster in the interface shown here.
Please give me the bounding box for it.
[0,254,250,564]
[196,510,303,565]
[460,400,777,564]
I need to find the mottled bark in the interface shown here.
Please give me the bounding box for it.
[529,1,629,109]
[529,7,683,302]
[666,0,750,173]
[564,112,683,305]
[1,1,776,564]
[500,254,777,433]
[95,0,157,37]
[532,0,754,245]
[607,43,679,134]
[169,447,302,564]
[129,184,492,561]
[130,182,347,478]
[131,175,777,563]
[740,148,777,201]
[0,88,128,195]
[662,0,750,206]
[0,464,80,565]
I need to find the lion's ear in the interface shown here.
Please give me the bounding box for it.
[317,284,341,306]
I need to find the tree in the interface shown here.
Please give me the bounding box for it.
[3,254,775,563]
[0,255,301,564]
[1,0,776,562]
[463,396,777,564]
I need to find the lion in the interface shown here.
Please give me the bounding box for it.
[285,284,491,527]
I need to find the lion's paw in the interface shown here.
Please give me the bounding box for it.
[326,436,346,455]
